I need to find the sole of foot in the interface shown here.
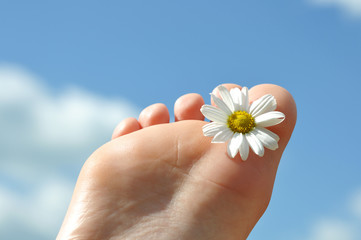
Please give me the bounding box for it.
[57,83,297,240]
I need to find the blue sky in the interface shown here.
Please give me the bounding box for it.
[1,1,361,239]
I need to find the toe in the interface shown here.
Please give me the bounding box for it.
[249,84,297,150]
[210,83,297,145]
[138,103,170,128]
[210,83,296,168]
[174,93,205,121]
[111,117,141,140]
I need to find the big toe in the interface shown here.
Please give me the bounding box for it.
[250,84,297,150]
[200,83,297,195]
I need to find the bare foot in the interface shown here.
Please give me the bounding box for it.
[57,84,297,240]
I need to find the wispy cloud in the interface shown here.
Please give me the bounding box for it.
[303,188,361,240]
[310,0,361,17]
[307,218,357,240]
[0,64,140,239]
[349,189,361,219]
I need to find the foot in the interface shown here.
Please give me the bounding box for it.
[57,84,297,240]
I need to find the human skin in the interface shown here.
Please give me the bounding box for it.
[57,83,297,240]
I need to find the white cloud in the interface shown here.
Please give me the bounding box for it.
[349,189,361,219]
[0,65,139,156]
[0,64,140,239]
[308,218,357,240]
[0,175,74,238]
[303,188,361,240]
[310,0,361,17]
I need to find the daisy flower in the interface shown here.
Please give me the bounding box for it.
[200,85,285,161]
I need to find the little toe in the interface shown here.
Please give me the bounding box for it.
[111,117,141,140]
[174,93,205,121]
[138,103,170,128]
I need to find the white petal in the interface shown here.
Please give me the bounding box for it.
[217,85,235,112]
[245,132,264,157]
[255,111,285,127]
[256,126,280,141]
[212,129,234,143]
[210,93,232,115]
[239,133,249,161]
[253,127,279,150]
[240,87,250,112]
[230,88,242,111]
[227,133,241,158]
[202,122,228,137]
[200,105,228,123]
[249,94,277,117]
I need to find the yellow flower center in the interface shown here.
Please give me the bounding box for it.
[227,111,256,134]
